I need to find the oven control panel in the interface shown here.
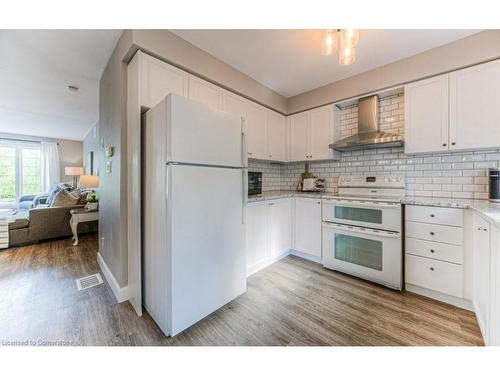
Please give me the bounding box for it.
[338,175,405,188]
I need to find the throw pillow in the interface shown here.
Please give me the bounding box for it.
[50,189,80,207]
[74,190,89,205]
[46,183,72,206]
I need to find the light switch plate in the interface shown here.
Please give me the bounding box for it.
[106,161,112,174]
[105,146,115,157]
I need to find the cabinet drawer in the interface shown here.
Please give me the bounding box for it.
[0,231,8,239]
[406,205,463,227]
[0,225,9,233]
[405,254,463,298]
[406,221,463,245]
[405,237,463,264]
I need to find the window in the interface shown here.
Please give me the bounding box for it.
[0,141,42,207]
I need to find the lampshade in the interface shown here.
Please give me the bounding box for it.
[79,175,100,189]
[65,166,84,176]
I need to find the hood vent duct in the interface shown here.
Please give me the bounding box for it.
[329,95,403,151]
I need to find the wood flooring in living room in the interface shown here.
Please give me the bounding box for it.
[0,235,484,346]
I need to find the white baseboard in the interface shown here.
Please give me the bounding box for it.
[97,252,129,303]
[473,300,489,345]
[405,283,474,311]
[290,249,322,264]
[247,251,290,277]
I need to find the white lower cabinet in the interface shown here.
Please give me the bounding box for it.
[404,205,470,307]
[268,199,292,259]
[293,197,322,258]
[245,198,292,276]
[245,202,268,275]
[406,254,463,298]
[472,213,493,345]
[492,226,500,345]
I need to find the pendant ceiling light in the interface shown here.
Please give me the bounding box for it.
[321,29,338,55]
[321,29,359,65]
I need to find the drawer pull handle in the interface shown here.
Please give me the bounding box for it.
[430,232,435,235]
[430,214,435,218]
[430,249,435,253]
[430,267,435,271]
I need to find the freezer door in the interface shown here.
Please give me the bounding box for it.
[166,94,243,167]
[167,164,246,336]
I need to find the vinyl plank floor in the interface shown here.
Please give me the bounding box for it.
[0,235,484,346]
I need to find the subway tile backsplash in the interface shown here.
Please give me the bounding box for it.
[249,93,500,199]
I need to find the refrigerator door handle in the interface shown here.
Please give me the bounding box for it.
[241,117,248,168]
[242,169,247,224]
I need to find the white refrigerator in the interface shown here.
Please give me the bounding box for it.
[142,94,247,337]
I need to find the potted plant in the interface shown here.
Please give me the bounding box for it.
[86,191,99,211]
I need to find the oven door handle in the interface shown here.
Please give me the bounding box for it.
[323,222,400,238]
[322,198,401,210]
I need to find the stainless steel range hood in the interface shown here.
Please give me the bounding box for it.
[329,95,403,151]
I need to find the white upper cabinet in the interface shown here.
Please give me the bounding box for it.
[138,51,188,108]
[289,112,309,161]
[266,110,287,162]
[309,105,334,160]
[244,102,268,160]
[222,90,247,118]
[405,59,500,154]
[188,75,223,110]
[289,105,337,162]
[404,74,449,154]
[449,59,500,151]
[222,90,268,159]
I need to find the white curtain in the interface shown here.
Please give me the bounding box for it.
[40,141,60,191]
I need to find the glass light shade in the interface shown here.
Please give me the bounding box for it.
[340,29,359,47]
[79,175,100,189]
[321,29,337,55]
[65,166,84,176]
[339,44,356,65]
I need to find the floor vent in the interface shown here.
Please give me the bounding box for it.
[76,273,103,291]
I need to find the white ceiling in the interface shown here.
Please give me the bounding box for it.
[0,30,122,141]
[171,29,481,98]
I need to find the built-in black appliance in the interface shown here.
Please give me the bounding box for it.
[489,169,500,202]
[248,171,262,196]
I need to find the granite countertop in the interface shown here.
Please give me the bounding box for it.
[247,191,500,228]
[402,196,500,229]
[247,190,331,203]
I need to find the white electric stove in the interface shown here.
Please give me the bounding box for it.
[322,175,405,290]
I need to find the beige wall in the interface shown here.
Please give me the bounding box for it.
[96,30,132,287]
[287,30,500,114]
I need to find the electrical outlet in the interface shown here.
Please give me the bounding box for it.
[106,161,112,173]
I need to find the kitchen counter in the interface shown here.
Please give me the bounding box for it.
[247,191,500,229]
[402,196,500,229]
[247,190,331,203]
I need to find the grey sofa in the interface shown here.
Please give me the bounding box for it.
[17,193,49,210]
[8,205,98,246]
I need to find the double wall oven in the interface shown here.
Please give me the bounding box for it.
[322,175,404,290]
